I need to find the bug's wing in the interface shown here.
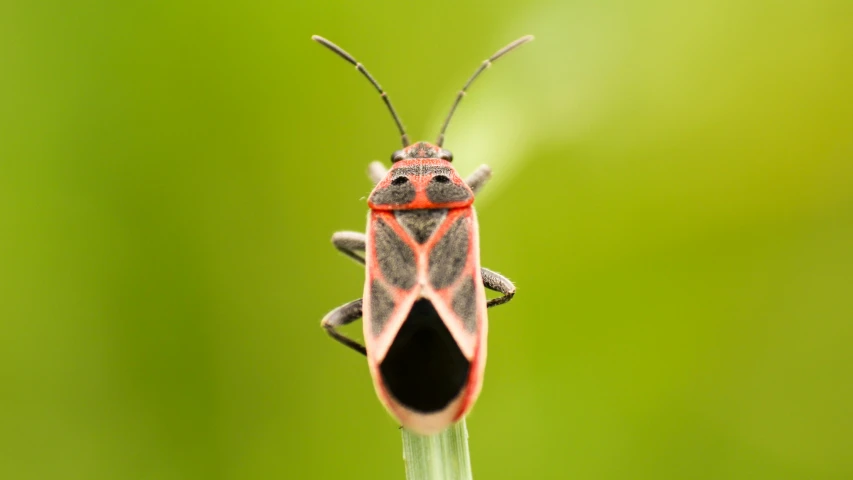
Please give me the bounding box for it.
[362,211,422,361]
[421,207,489,426]
[362,208,488,434]
[423,208,487,357]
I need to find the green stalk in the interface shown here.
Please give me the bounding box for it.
[401,419,473,480]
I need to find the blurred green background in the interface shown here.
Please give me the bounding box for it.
[1,0,852,479]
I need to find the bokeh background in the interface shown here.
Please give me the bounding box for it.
[2,1,852,479]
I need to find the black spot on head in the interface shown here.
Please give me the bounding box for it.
[374,218,417,289]
[370,178,416,205]
[379,299,470,413]
[426,178,472,205]
[429,216,470,289]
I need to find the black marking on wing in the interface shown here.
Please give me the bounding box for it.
[369,280,395,336]
[452,276,478,333]
[426,177,472,204]
[369,176,416,205]
[429,216,470,289]
[379,299,470,413]
[374,218,416,289]
[395,209,448,244]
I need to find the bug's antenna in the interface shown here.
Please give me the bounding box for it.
[435,35,534,147]
[312,35,410,148]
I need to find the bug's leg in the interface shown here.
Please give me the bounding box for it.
[321,298,367,356]
[481,267,516,307]
[332,231,367,265]
[368,161,388,185]
[465,164,493,194]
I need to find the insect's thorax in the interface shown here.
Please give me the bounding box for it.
[368,143,474,211]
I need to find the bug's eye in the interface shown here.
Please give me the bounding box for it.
[432,175,451,184]
[391,150,406,162]
[439,149,453,161]
[391,176,409,186]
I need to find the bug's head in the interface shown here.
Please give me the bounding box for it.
[390,142,453,163]
[368,142,472,210]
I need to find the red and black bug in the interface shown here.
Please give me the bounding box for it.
[315,35,531,435]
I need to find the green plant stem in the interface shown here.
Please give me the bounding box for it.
[401,419,473,480]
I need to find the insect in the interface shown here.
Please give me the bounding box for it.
[315,34,531,435]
